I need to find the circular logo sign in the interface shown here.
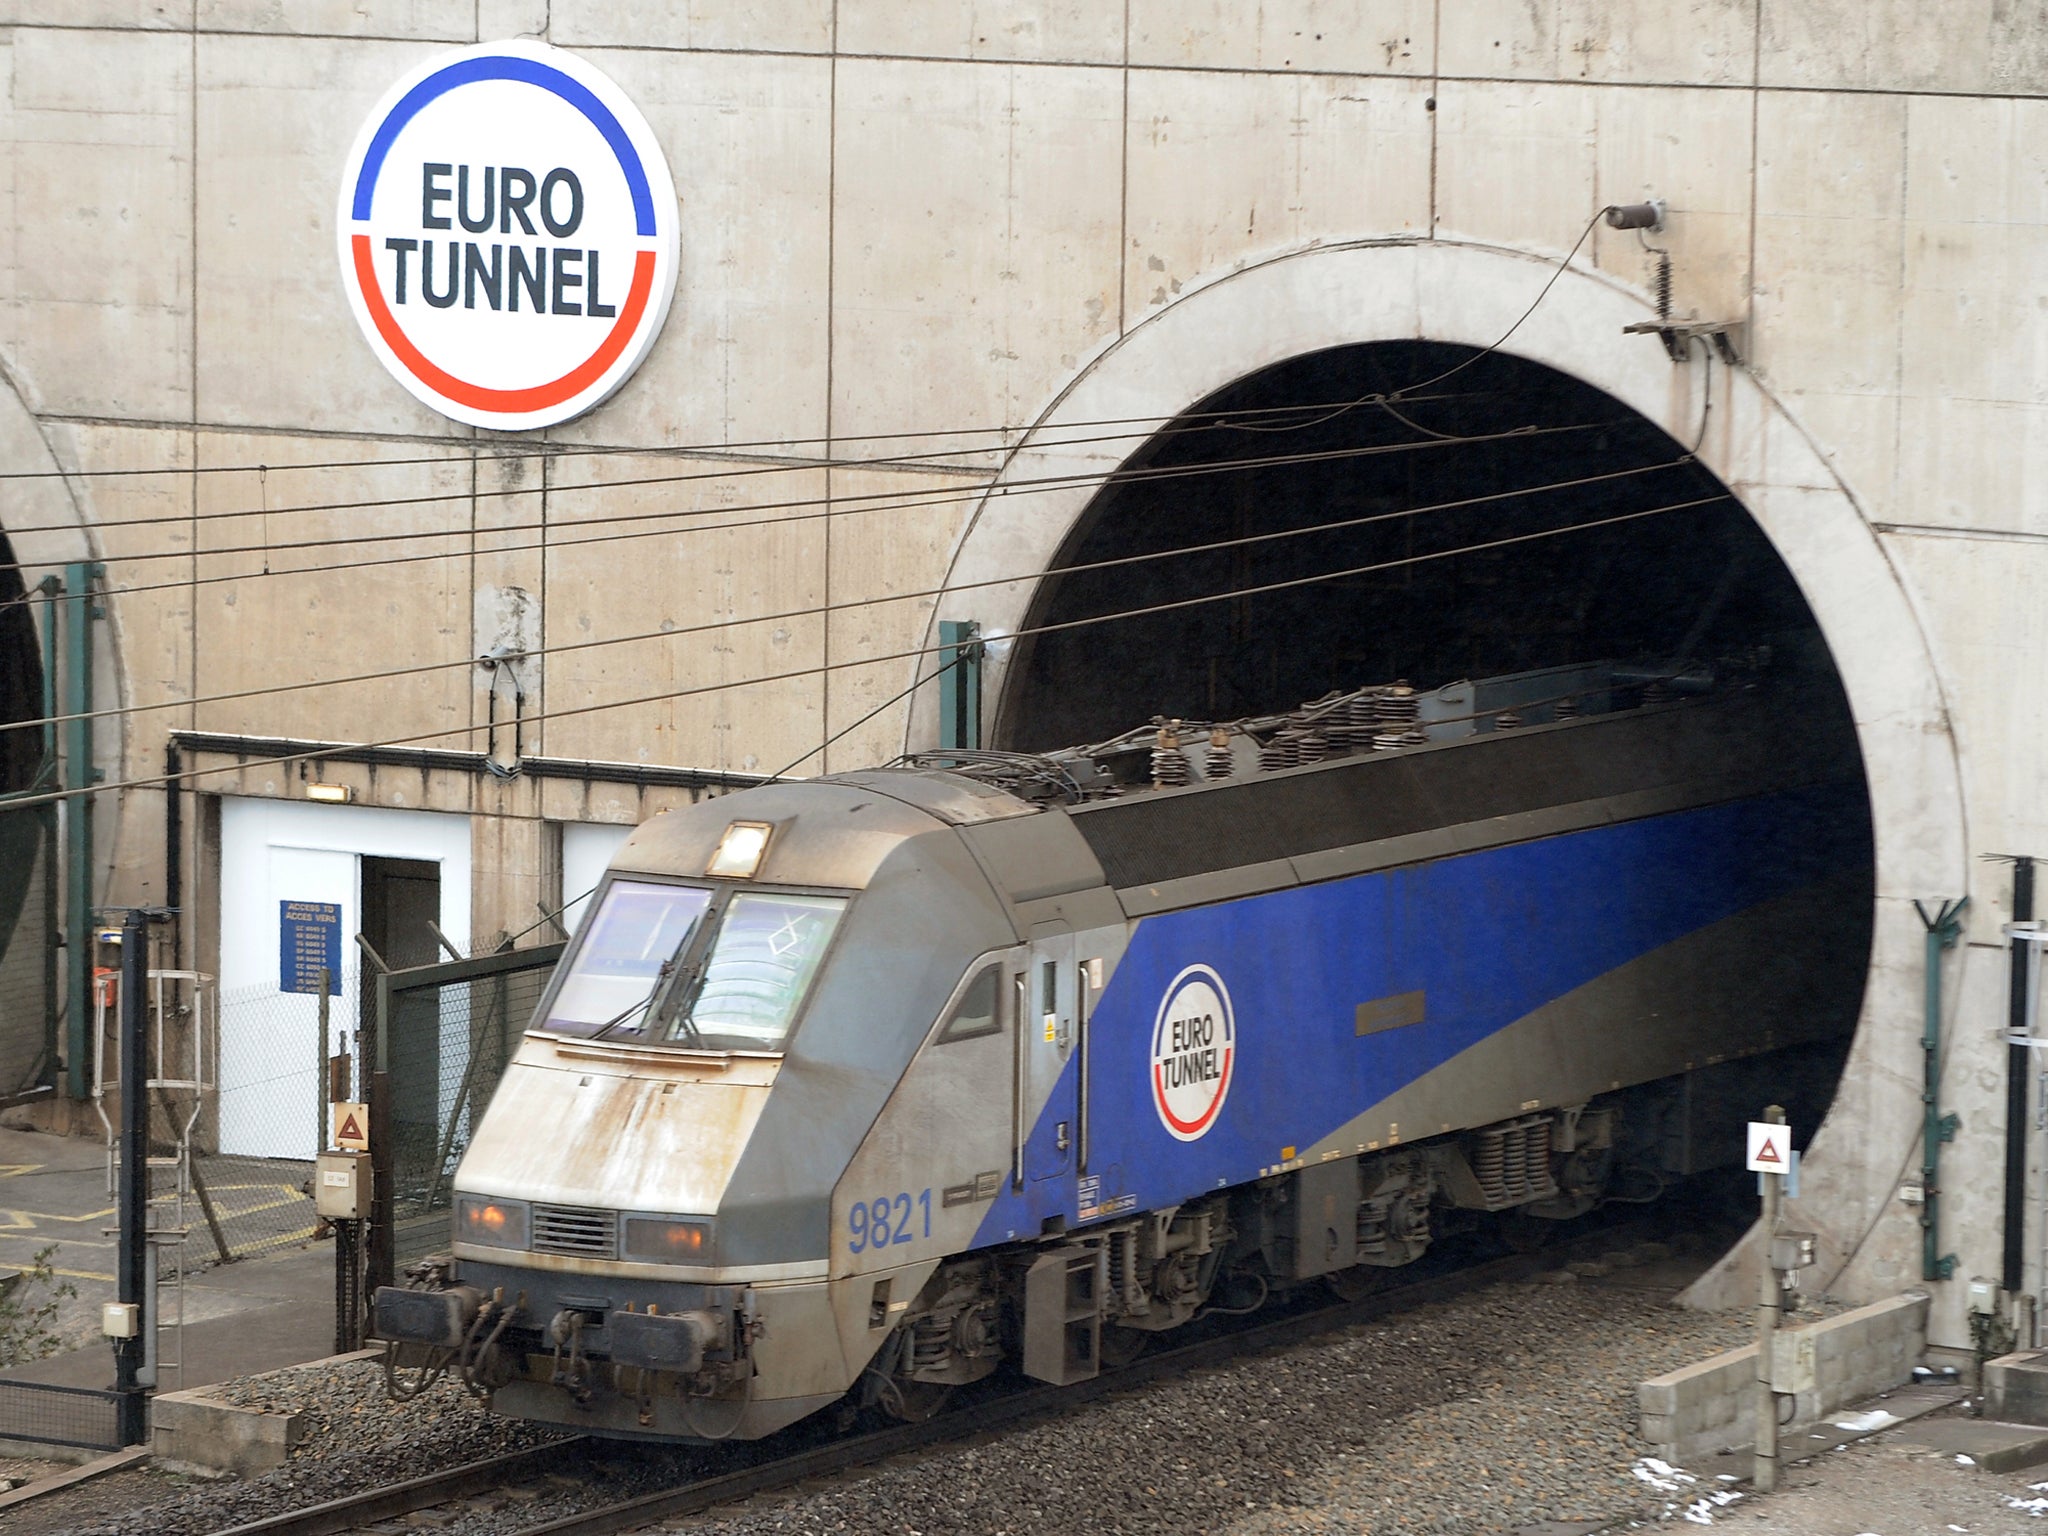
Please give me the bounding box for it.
[337,41,679,430]
[1150,964,1236,1141]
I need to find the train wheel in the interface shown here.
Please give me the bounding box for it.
[1324,1265,1388,1303]
[878,1378,953,1423]
[1498,1210,1554,1254]
[1099,1325,1150,1369]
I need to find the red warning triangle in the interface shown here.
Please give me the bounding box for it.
[1754,1136,1782,1165]
[337,1111,364,1144]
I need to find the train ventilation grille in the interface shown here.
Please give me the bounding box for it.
[532,1204,618,1259]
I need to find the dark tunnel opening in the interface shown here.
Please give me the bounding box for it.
[996,339,1874,1192]
[0,532,41,796]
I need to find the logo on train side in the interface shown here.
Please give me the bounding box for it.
[337,40,679,430]
[1150,965,1236,1141]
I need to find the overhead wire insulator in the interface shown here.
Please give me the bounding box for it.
[1205,729,1235,781]
[1150,723,1191,788]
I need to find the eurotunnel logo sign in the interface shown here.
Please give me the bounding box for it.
[1151,964,1236,1141]
[337,41,679,430]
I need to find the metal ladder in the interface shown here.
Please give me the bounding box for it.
[94,967,214,1393]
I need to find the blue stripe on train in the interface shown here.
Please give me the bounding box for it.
[972,786,1864,1245]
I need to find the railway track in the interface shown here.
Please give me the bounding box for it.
[210,1221,1679,1536]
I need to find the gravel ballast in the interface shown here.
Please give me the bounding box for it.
[18,1258,1802,1536]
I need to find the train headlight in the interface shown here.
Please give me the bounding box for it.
[706,821,773,879]
[621,1214,711,1264]
[455,1195,530,1250]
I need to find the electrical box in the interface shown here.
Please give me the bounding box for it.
[1969,1277,1998,1316]
[101,1301,139,1339]
[315,1150,372,1220]
[1770,1231,1816,1272]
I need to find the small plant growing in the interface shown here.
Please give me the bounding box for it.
[0,1246,78,1367]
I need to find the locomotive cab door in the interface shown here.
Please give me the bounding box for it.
[1019,924,1076,1184]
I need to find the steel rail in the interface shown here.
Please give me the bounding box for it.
[206,1439,588,1536]
[510,1233,1654,1536]
[203,1220,1662,1536]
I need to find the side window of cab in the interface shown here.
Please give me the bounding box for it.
[937,964,1001,1043]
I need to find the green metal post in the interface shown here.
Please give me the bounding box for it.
[1916,896,1968,1282]
[61,562,102,1101]
[36,575,60,776]
[937,620,982,752]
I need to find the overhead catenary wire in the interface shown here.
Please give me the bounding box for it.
[0,383,1541,493]
[3,456,1699,737]
[0,488,1732,812]
[0,418,1627,606]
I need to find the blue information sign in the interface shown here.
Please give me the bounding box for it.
[280,900,342,995]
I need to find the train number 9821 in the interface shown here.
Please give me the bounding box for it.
[846,1189,932,1253]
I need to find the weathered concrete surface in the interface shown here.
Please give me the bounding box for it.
[1637,1292,1930,1466]
[152,1388,302,1479]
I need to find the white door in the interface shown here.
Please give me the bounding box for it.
[217,799,471,1159]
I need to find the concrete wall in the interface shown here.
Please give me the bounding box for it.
[1638,1292,1931,1467]
[0,3,2044,1344]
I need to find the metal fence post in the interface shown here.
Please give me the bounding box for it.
[113,909,148,1446]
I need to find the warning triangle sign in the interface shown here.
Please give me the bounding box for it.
[1754,1137,1781,1165]
[333,1102,370,1150]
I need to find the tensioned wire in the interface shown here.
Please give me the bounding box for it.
[0,418,1636,607]
[0,385,1537,493]
[0,204,1629,532]
[0,487,1731,812]
[4,456,1702,737]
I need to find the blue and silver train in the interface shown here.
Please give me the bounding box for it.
[374,658,1870,1440]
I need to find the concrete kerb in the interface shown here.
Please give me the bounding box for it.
[151,1347,380,1479]
[1638,1291,1930,1466]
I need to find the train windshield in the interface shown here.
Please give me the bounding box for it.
[536,881,713,1039]
[534,880,846,1051]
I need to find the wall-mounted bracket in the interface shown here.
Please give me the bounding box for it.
[1623,317,1744,366]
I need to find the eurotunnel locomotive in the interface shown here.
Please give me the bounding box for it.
[373,657,1871,1441]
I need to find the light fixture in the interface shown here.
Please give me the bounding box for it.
[707,821,773,879]
[305,782,354,804]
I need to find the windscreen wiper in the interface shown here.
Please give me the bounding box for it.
[588,958,674,1042]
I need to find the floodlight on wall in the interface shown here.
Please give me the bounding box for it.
[305,783,354,804]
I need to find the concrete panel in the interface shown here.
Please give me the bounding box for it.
[1123,71,1432,326]
[1128,0,1433,76]
[1433,81,1599,257]
[0,28,192,421]
[1744,92,1900,411]
[1435,0,1559,79]
[1885,533,2048,866]
[540,454,826,772]
[1589,87,1753,326]
[831,58,1123,465]
[1552,0,1755,86]
[0,3,188,25]
[548,48,832,453]
[840,0,1124,64]
[1759,0,2048,95]
[195,0,475,39]
[189,432,475,745]
[548,0,833,54]
[821,465,980,774]
[68,422,196,760]
[1891,96,2048,534]
[194,34,467,438]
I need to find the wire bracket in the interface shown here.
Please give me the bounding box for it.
[1624,317,1744,366]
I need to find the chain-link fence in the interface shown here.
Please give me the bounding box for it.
[0,800,56,1101]
[377,943,563,1264]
